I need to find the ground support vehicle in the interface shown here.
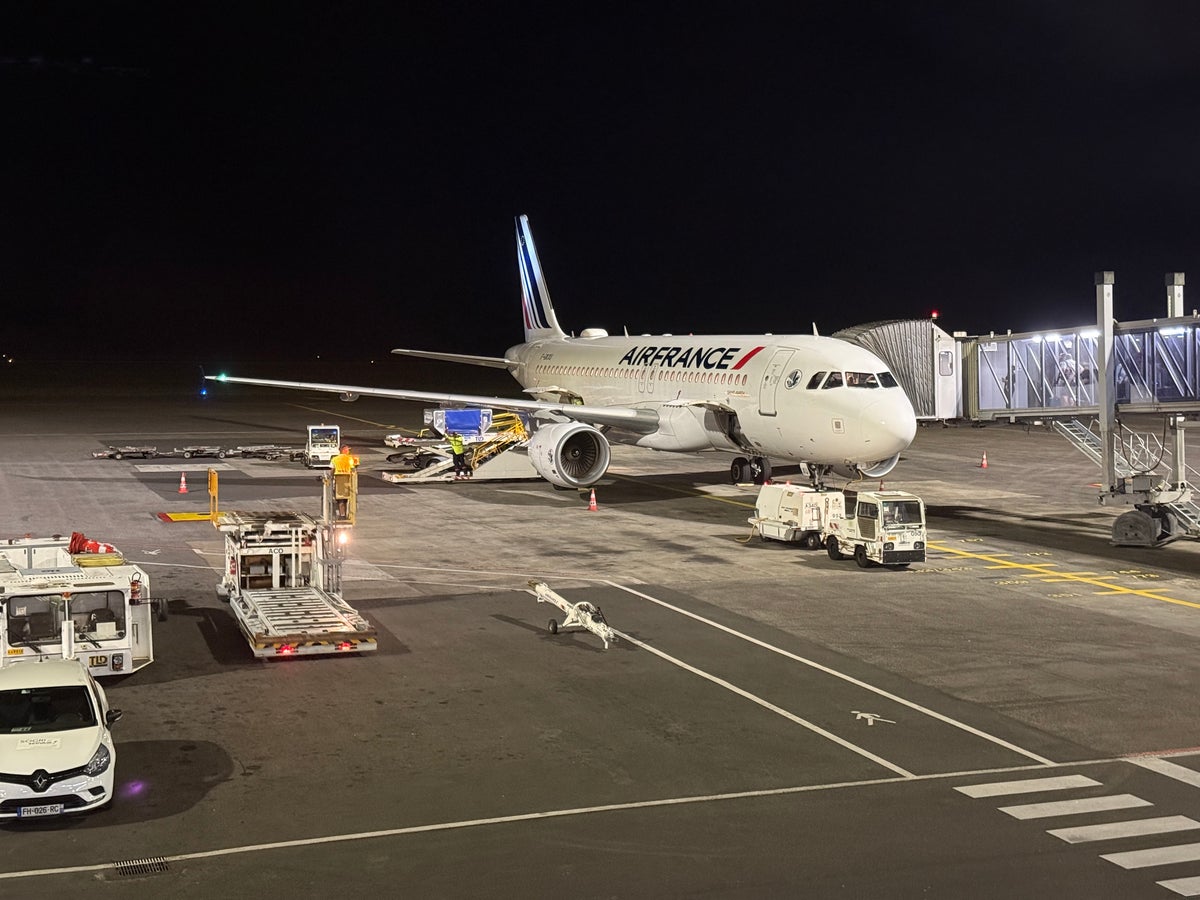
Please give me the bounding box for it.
[169,446,228,459]
[232,444,306,461]
[0,657,123,819]
[91,445,158,460]
[0,534,161,676]
[213,509,376,658]
[303,424,341,468]
[750,485,926,569]
[381,408,536,483]
[821,489,926,569]
[748,483,832,550]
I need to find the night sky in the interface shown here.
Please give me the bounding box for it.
[5,4,1200,368]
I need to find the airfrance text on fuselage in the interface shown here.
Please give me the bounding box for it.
[617,346,764,370]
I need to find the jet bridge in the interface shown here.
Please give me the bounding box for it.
[956,273,1200,546]
[837,273,1200,547]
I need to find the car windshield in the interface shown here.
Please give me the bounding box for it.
[0,685,97,734]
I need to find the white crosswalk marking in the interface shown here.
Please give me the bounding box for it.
[1157,875,1200,896]
[955,775,1101,798]
[999,794,1151,820]
[1048,816,1200,844]
[1102,842,1200,869]
[1130,758,1200,789]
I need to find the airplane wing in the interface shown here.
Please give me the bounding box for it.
[205,375,660,433]
[390,348,516,369]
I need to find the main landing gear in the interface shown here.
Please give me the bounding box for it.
[730,456,772,485]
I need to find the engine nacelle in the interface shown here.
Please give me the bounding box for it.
[527,422,611,489]
[339,392,360,402]
[829,453,901,480]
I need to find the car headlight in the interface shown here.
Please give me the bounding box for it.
[84,743,111,777]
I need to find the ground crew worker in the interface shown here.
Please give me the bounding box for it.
[331,446,358,474]
[447,431,469,479]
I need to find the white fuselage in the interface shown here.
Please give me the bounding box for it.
[508,332,917,468]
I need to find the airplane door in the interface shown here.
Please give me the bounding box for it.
[638,365,651,395]
[758,349,794,416]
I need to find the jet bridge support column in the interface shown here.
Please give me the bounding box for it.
[1166,273,1188,490]
[1095,271,1117,494]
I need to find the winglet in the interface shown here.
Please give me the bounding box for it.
[516,215,566,342]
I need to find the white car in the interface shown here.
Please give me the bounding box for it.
[0,658,122,819]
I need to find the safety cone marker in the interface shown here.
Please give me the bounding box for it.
[178,472,189,493]
[978,452,988,469]
[588,488,598,511]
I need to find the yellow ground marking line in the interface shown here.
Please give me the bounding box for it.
[928,541,1197,609]
[605,472,761,509]
[286,402,399,429]
[157,511,218,522]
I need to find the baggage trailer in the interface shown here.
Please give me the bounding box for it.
[213,510,376,658]
[0,533,162,676]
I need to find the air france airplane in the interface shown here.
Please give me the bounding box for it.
[208,215,917,489]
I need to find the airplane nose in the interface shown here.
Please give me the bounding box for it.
[863,394,917,453]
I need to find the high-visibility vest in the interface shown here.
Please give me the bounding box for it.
[447,434,465,454]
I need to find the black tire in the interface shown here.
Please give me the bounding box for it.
[217,450,227,459]
[183,451,193,459]
[854,545,871,568]
[730,457,748,483]
[803,532,822,550]
[826,537,843,560]
[113,452,123,460]
[750,456,772,485]
[548,619,558,634]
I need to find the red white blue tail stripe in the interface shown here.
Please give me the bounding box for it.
[516,215,565,341]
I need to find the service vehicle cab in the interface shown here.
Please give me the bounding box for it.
[0,534,159,676]
[303,424,341,468]
[0,657,122,819]
[823,489,926,569]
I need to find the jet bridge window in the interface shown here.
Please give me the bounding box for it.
[806,372,827,389]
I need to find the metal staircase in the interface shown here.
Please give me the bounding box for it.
[1052,418,1200,543]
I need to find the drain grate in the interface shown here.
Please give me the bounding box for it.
[112,856,170,877]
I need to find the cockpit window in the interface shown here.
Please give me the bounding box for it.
[821,371,844,389]
[878,372,899,388]
[846,372,878,388]
[806,372,827,389]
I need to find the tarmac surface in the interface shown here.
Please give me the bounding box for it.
[4,363,1200,898]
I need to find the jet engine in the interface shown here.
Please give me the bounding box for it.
[829,452,901,480]
[339,392,360,402]
[527,422,611,489]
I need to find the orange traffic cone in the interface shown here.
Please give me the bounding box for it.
[978,452,988,469]
[178,472,189,493]
[588,488,598,511]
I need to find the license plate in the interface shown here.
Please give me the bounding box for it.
[18,803,64,818]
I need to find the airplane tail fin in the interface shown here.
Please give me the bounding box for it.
[516,214,566,342]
